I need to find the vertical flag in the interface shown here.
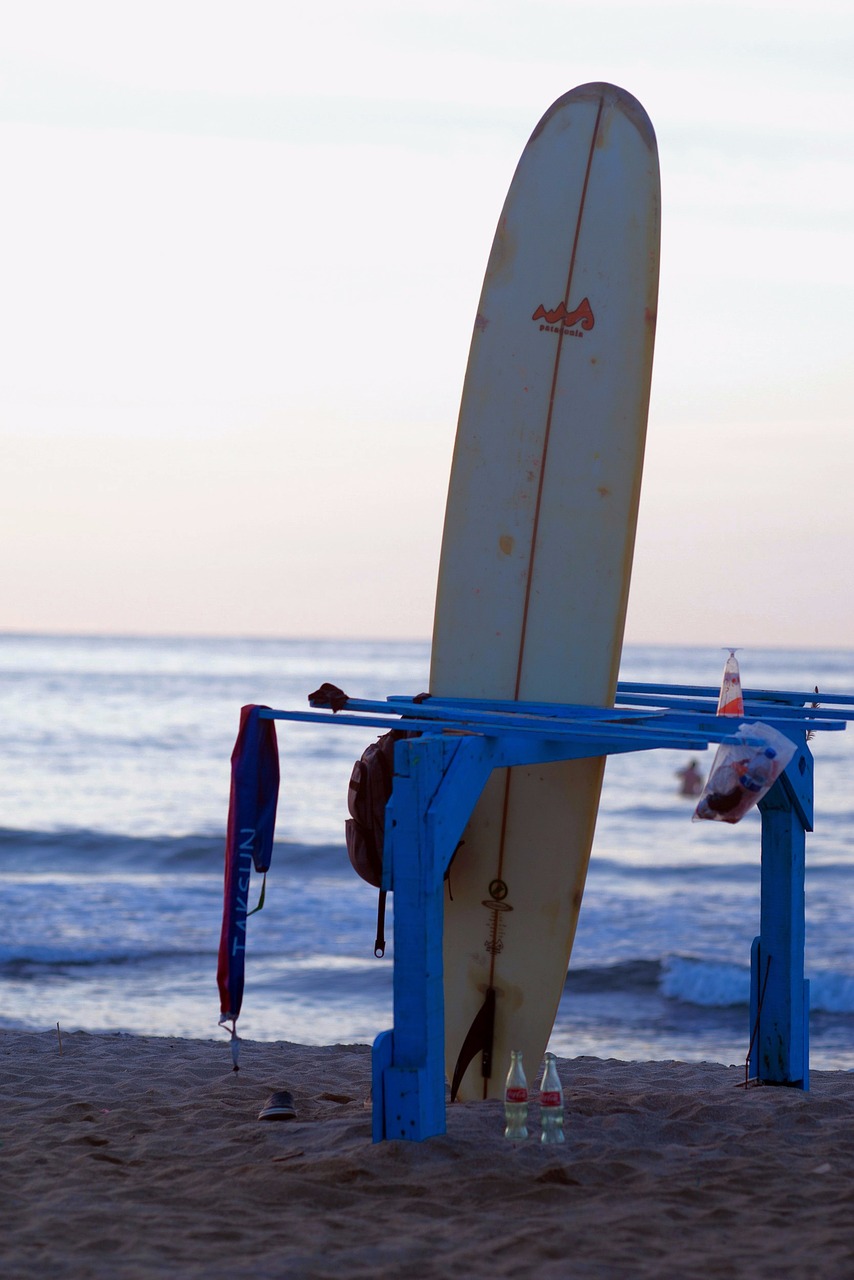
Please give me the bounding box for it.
[217,706,280,1035]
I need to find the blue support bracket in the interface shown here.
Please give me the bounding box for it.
[374,728,645,1141]
[254,682,854,1139]
[377,735,460,1141]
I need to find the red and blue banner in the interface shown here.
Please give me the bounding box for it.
[217,705,280,1029]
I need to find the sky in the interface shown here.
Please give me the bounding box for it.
[1,0,852,647]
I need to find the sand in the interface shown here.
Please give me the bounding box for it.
[2,1029,853,1279]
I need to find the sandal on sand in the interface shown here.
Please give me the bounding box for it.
[258,1090,297,1121]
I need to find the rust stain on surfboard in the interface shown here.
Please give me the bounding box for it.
[484,215,517,285]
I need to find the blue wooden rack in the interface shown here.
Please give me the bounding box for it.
[258,679,854,1142]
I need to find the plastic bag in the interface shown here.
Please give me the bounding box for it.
[693,721,796,824]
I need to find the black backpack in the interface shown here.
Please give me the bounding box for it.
[345,728,461,959]
[345,730,412,957]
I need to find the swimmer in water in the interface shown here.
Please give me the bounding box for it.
[676,758,704,798]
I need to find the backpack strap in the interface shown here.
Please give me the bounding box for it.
[374,890,387,958]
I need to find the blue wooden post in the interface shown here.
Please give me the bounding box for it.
[372,734,479,1141]
[749,739,813,1088]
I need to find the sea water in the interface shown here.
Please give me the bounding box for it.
[1,634,852,1070]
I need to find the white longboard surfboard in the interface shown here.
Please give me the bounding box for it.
[429,84,660,1100]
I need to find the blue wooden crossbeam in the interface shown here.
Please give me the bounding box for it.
[256,684,853,1140]
[617,680,854,708]
[266,703,736,751]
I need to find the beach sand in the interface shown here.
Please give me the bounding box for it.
[2,1029,853,1279]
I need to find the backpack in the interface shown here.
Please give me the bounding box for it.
[345,730,412,957]
[345,728,462,959]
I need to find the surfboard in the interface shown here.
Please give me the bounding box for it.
[429,83,660,1101]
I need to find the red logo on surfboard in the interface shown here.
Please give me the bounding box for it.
[532,297,594,335]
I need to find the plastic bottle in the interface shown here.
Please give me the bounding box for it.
[739,746,777,793]
[503,1049,528,1141]
[716,649,745,717]
[539,1052,565,1144]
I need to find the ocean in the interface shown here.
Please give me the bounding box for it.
[1,634,853,1072]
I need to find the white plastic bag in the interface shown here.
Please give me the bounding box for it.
[693,722,796,824]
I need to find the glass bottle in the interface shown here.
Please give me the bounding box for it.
[503,1049,528,1141]
[539,1052,565,1144]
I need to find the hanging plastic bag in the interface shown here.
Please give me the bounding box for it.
[693,721,796,824]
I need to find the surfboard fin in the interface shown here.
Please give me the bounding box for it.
[450,986,496,1101]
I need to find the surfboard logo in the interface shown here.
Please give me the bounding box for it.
[532,297,594,336]
[482,879,513,955]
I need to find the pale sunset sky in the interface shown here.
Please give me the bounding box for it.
[1,0,851,646]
